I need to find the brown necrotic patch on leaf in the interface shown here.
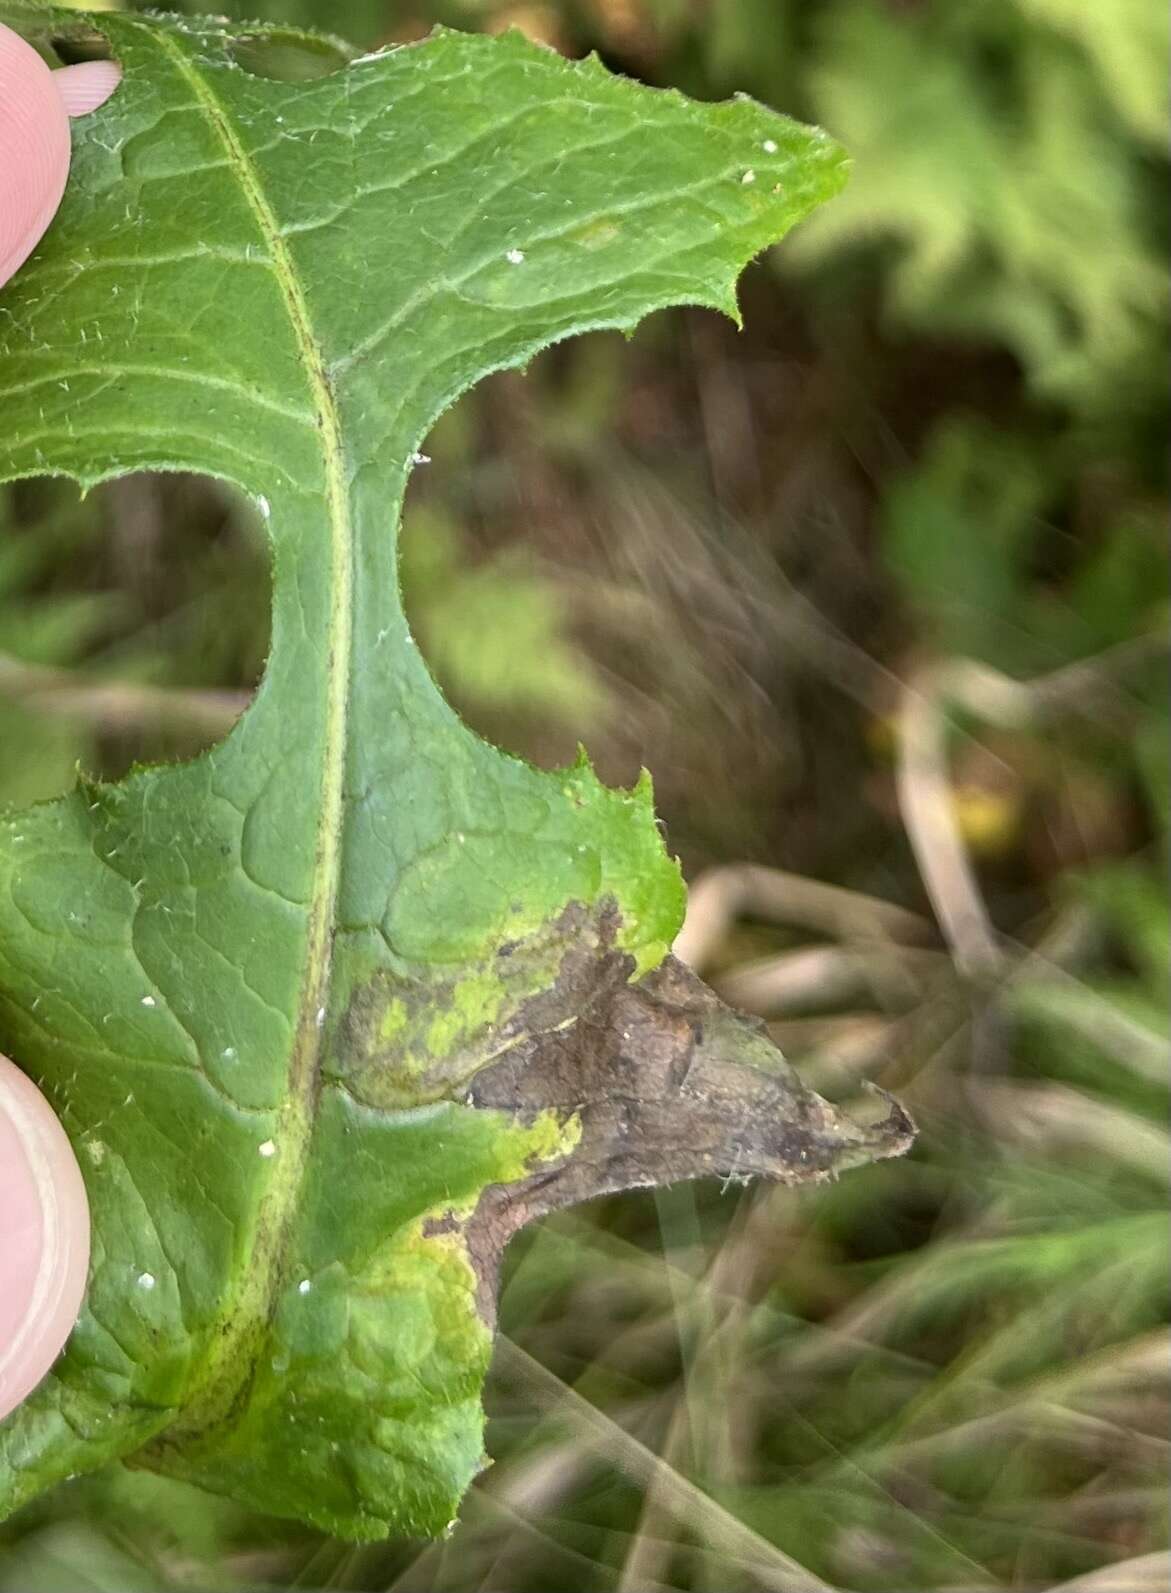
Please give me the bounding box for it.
[332,899,633,1108]
[451,954,915,1325]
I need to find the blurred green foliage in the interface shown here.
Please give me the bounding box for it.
[3,0,1167,1588]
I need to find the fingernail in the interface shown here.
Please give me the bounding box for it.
[0,1054,90,1421]
[54,59,122,118]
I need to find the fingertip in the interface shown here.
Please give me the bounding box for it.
[0,22,71,290]
[54,58,122,118]
[0,1053,91,1422]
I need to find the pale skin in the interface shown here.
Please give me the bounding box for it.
[0,22,120,1419]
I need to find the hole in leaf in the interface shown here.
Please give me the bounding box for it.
[49,29,115,67]
[402,353,616,775]
[229,31,352,83]
[402,307,874,871]
[0,474,269,805]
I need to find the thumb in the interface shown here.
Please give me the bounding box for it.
[0,23,121,291]
[0,1053,91,1420]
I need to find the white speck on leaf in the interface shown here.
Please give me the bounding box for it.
[762,139,778,154]
[141,995,156,1008]
[411,451,431,465]
[506,248,525,264]
[315,1006,326,1028]
[258,1139,277,1158]
[137,1272,156,1290]
[298,1278,312,1295]
[741,169,756,185]
[256,494,270,519]
[222,1046,237,1062]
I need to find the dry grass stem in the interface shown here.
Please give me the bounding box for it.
[0,651,248,736]
[675,864,932,973]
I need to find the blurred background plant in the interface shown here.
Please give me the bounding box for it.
[2,0,1167,1589]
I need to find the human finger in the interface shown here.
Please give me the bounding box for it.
[0,23,120,290]
[0,1053,91,1420]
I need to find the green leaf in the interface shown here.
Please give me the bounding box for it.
[0,6,910,1539]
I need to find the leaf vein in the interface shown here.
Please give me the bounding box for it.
[334,155,751,378]
[0,364,317,429]
[137,16,354,1438]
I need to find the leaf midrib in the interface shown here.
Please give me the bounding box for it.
[143,21,352,1435]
